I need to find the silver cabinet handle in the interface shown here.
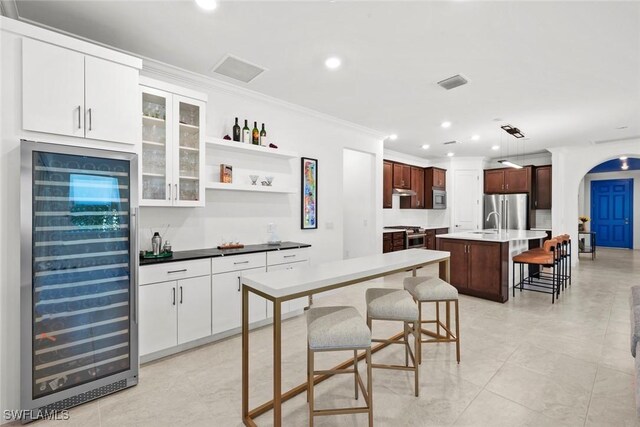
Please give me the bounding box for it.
[172,287,176,305]
[175,184,178,200]
[234,261,250,265]
[88,108,92,131]
[180,286,183,304]
[168,184,171,200]
[168,269,187,274]
[283,255,296,258]
[77,105,82,129]
[237,276,241,292]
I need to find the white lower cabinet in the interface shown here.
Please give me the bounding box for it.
[266,260,310,317]
[139,272,212,357]
[212,267,267,334]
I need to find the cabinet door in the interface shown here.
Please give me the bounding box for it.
[177,275,212,345]
[392,163,404,188]
[436,239,468,288]
[22,39,85,138]
[535,166,552,209]
[383,161,393,208]
[139,281,178,356]
[383,236,393,253]
[413,167,425,208]
[212,268,266,334]
[484,170,505,193]
[434,169,446,189]
[141,87,173,206]
[504,168,530,193]
[173,96,205,207]
[266,260,310,316]
[402,165,411,189]
[85,55,139,144]
[467,241,502,295]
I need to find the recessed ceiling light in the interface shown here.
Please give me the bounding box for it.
[195,0,218,11]
[620,156,628,160]
[447,152,454,157]
[422,144,430,150]
[388,134,398,141]
[491,145,500,150]
[324,57,341,70]
[622,163,629,170]
[441,121,452,128]
[471,135,480,141]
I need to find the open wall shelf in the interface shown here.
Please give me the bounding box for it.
[205,182,296,193]
[205,137,298,159]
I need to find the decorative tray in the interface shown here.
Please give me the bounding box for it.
[141,250,173,259]
[217,244,245,250]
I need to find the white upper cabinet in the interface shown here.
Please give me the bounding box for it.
[22,38,140,145]
[22,39,85,138]
[140,79,206,207]
[84,55,139,144]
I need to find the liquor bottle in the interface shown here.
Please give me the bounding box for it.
[242,120,250,143]
[252,121,260,145]
[232,117,241,142]
[260,123,267,147]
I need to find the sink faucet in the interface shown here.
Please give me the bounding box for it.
[486,211,502,233]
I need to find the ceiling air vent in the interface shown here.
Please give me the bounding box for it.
[211,54,267,83]
[443,140,458,145]
[437,74,468,90]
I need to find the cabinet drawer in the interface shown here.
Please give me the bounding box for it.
[266,248,310,266]
[140,259,211,285]
[212,253,266,274]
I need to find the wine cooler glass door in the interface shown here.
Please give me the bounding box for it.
[174,96,205,207]
[31,150,133,400]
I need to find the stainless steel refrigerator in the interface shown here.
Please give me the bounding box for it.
[20,141,139,421]
[483,193,528,230]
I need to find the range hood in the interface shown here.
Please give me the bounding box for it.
[393,188,416,196]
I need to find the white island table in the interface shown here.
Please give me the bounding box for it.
[240,249,451,427]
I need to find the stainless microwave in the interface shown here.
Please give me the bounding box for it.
[433,189,446,209]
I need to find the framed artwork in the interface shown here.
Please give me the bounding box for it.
[301,157,318,229]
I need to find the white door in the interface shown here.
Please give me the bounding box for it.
[172,96,205,207]
[139,281,177,356]
[85,55,139,144]
[212,267,266,334]
[177,275,212,344]
[453,169,480,232]
[22,39,85,138]
[266,260,310,316]
[140,87,174,206]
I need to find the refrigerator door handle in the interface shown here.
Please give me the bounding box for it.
[505,199,509,230]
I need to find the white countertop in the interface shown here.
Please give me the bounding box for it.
[436,229,548,243]
[530,227,552,232]
[383,228,407,233]
[242,249,449,299]
[383,226,449,233]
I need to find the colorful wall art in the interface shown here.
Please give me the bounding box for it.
[301,157,318,229]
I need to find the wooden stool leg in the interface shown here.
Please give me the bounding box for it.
[446,301,451,339]
[366,348,373,427]
[404,322,409,367]
[414,321,420,397]
[418,301,423,365]
[354,350,359,400]
[308,347,314,427]
[455,299,461,364]
[435,301,440,337]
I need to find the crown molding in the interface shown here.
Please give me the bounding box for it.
[141,60,386,139]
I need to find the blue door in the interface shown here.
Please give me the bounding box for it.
[591,179,633,248]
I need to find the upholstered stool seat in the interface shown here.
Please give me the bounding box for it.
[403,277,461,364]
[365,288,420,396]
[404,277,458,301]
[306,306,373,426]
[307,306,371,351]
[365,288,418,321]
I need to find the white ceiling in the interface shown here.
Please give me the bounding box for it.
[11,1,640,159]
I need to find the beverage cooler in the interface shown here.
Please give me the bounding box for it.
[20,141,139,421]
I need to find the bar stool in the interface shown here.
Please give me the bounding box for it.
[306,306,373,427]
[365,288,420,396]
[403,277,460,365]
[513,238,560,303]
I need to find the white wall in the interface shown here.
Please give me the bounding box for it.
[550,140,640,265]
[342,149,376,259]
[580,170,639,249]
[0,21,383,418]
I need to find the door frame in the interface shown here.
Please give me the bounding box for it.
[590,178,633,249]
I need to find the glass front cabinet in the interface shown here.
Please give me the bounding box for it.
[140,84,205,207]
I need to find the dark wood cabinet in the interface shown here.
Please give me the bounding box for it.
[423,167,447,209]
[383,231,406,253]
[383,161,393,209]
[425,230,436,250]
[393,163,411,189]
[534,166,552,209]
[437,238,509,302]
[401,167,425,209]
[484,167,532,194]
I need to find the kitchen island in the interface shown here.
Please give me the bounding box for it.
[436,230,547,302]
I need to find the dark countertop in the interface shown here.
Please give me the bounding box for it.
[139,241,311,266]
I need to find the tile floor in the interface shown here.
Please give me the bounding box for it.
[36,248,639,426]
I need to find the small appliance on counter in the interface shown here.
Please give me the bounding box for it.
[267,222,282,245]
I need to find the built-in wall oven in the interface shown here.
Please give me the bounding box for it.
[406,232,426,249]
[433,189,446,209]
